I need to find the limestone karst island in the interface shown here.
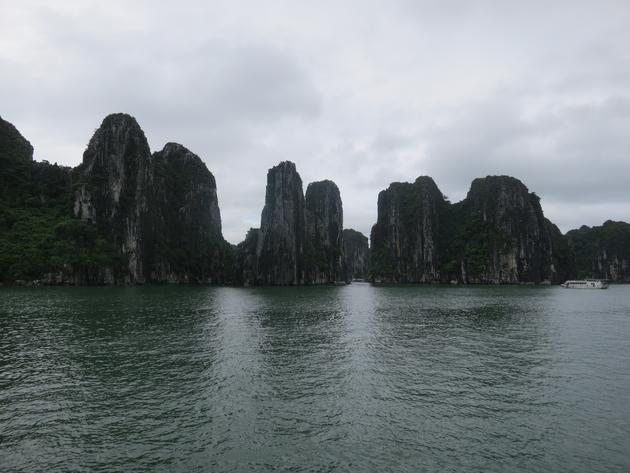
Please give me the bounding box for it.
[1,113,628,286]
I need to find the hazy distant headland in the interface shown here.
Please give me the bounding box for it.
[1,113,629,286]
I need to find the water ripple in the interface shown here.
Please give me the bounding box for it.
[1,285,630,472]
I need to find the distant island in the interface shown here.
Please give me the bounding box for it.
[1,113,629,286]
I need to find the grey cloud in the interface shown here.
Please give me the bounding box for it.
[421,93,630,230]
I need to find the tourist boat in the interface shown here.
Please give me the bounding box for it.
[561,279,609,289]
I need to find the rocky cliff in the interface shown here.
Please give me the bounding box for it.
[445,176,570,284]
[235,162,350,285]
[235,228,260,286]
[1,116,121,285]
[0,115,34,200]
[73,113,153,282]
[6,114,617,287]
[73,113,230,284]
[566,221,630,282]
[255,161,306,285]
[343,229,369,281]
[546,220,575,283]
[370,175,572,284]
[369,176,447,282]
[304,180,345,284]
[150,142,227,282]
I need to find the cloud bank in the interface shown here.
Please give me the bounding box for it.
[1,0,629,242]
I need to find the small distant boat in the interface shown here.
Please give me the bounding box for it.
[561,279,609,289]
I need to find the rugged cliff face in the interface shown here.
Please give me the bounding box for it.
[73,113,229,284]
[304,180,345,284]
[369,175,571,284]
[445,176,568,284]
[235,163,350,285]
[73,113,153,282]
[343,229,369,281]
[256,161,306,285]
[1,116,72,203]
[545,220,575,283]
[3,114,600,287]
[0,115,34,200]
[150,142,227,283]
[235,228,260,286]
[1,116,122,285]
[567,221,630,282]
[369,177,446,282]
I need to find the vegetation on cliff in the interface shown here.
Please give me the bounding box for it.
[1,114,231,285]
[370,175,574,284]
[2,114,628,286]
[0,116,34,201]
[567,221,630,281]
[0,117,123,284]
[0,161,124,284]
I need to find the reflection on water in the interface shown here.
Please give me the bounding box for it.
[1,284,630,472]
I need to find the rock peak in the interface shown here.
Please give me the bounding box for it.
[305,179,345,284]
[100,112,141,128]
[305,179,340,199]
[160,142,187,154]
[0,115,35,200]
[74,115,227,284]
[0,115,34,162]
[257,161,306,285]
[468,175,529,194]
[82,113,151,168]
[157,142,204,164]
[414,175,438,186]
[276,160,297,170]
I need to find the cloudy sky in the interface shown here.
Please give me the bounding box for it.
[1,0,629,243]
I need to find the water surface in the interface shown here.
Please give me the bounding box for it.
[1,284,629,472]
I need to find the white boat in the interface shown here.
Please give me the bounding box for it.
[561,279,609,289]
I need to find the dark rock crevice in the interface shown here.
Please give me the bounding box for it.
[343,229,369,281]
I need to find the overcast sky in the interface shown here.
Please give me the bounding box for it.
[1,0,629,243]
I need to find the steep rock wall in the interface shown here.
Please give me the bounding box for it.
[304,180,345,284]
[73,113,153,282]
[150,142,227,282]
[256,161,306,285]
[343,229,369,281]
[370,175,571,284]
[73,113,229,284]
[450,176,566,284]
[235,228,260,286]
[567,221,630,282]
[0,115,34,200]
[369,176,446,282]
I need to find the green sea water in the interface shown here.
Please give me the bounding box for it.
[1,284,629,472]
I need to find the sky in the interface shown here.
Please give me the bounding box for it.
[1,0,629,244]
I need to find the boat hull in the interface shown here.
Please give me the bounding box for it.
[561,279,609,289]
